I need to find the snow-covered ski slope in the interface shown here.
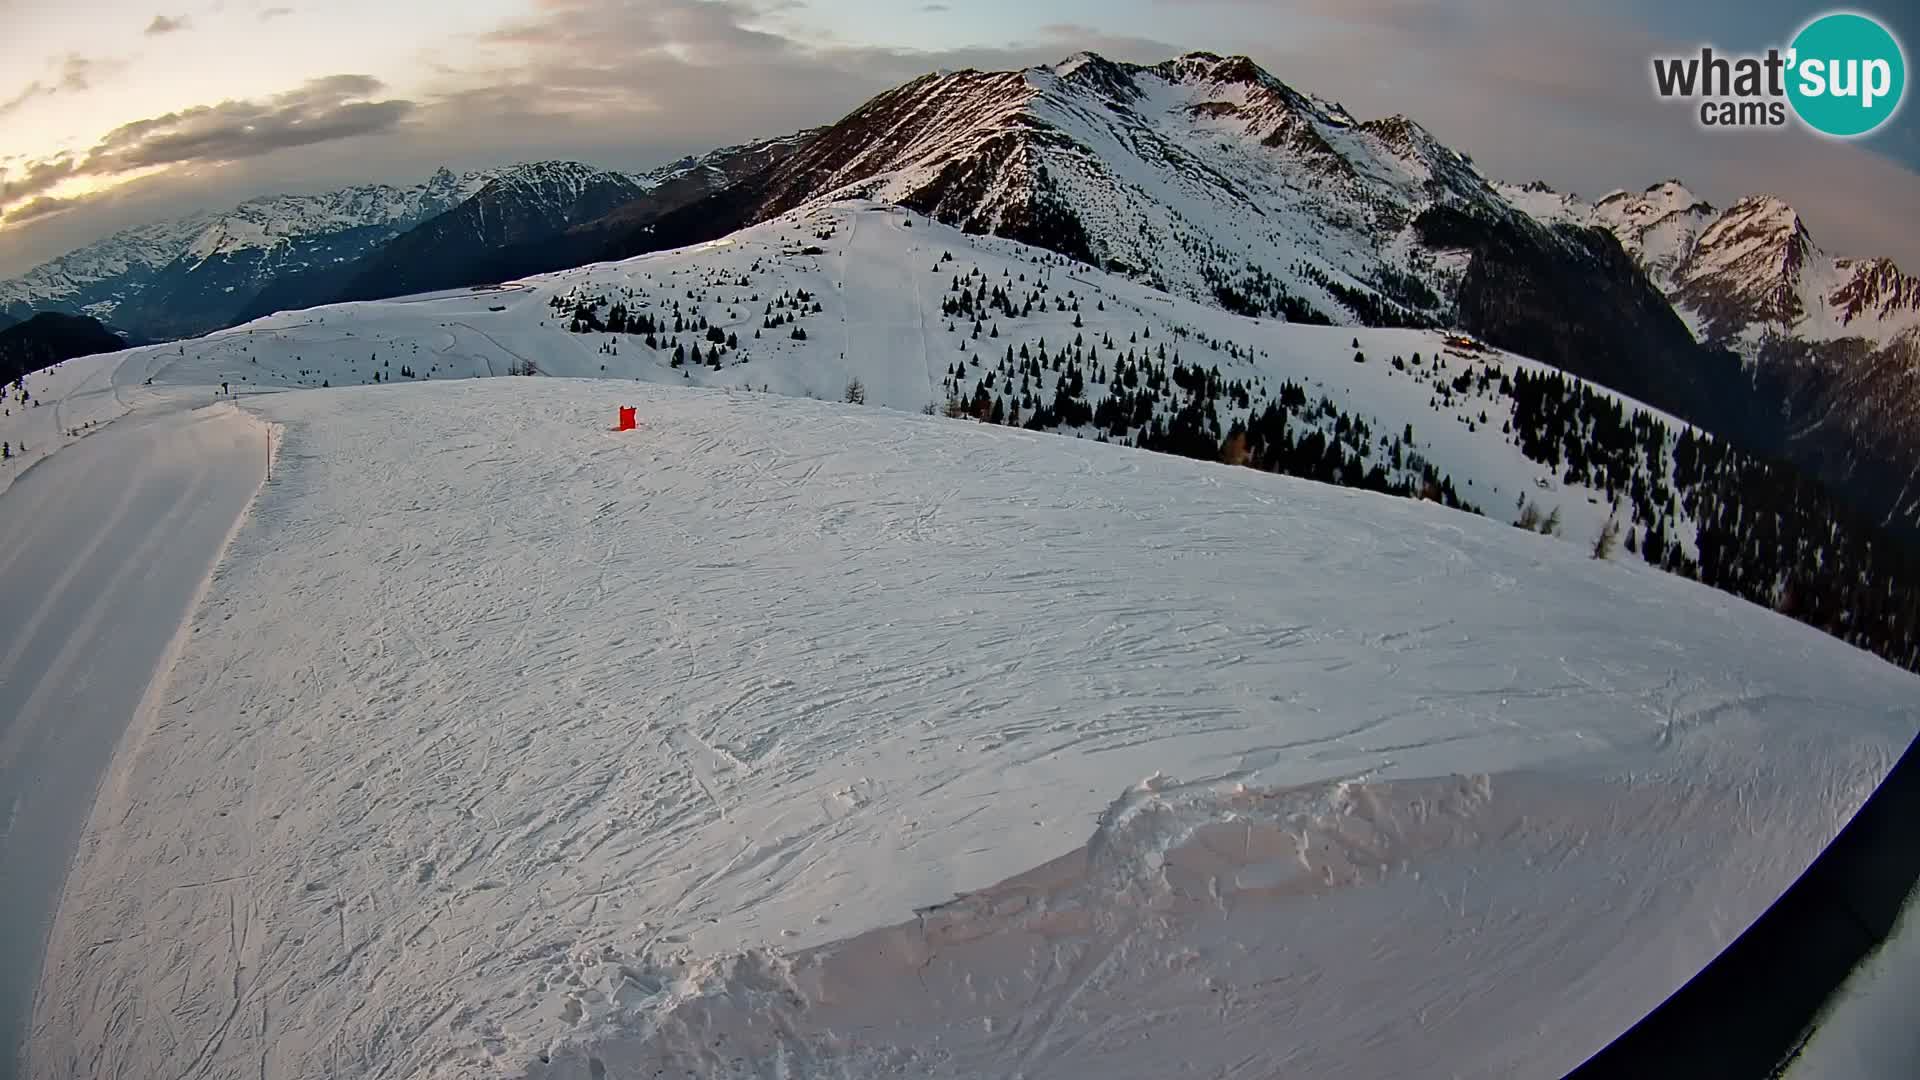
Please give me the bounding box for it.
[0,393,267,1073]
[26,372,1918,1079]
[0,348,167,499]
[132,201,1698,555]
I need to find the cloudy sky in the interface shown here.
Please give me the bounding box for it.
[1,0,1916,275]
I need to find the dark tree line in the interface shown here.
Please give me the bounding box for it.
[939,308,1479,517]
[1508,368,1920,672]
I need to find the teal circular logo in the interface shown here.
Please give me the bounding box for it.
[1787,12,1906,137]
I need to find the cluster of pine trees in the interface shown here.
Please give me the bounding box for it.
[549,270,827,371]
[931,265,1480,515]
[1506,368,1920,672]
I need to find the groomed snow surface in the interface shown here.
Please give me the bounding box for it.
[22,374,1918,1079]
[0,389,267,1073]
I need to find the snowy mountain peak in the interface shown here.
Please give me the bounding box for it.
[422,164,475,205]
[181,180,451,265]
[1048,51,1106,78]
[1644,178,1701,204]
[1161,51,1281,92]
[1355,114,1457,171]
[1673,193,1817,329]
[1571,182,1720,290]
[0,214,215,318]
[1503,178,1920,352]
[703,50,1537,333]
[471,160,639,203]
[1597,178,1704,211]
[1830,256,1920,327]
[1700,193,1812,275]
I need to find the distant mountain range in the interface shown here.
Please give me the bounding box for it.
[1,50,1915,533]
[0,168,487,339]
[237,132,817,321]
[0,137,816,343]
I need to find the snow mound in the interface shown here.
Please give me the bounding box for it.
[27,375,1916,1079]
[528,763,1903,1079]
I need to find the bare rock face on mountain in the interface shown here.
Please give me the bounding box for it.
[619,52,1545,331]
[330,162,653,303]
[1506,179,1920,533]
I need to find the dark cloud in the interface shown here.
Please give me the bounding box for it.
[0,75,413,229]
[0,157,78,207]
[83,76,411,172]
[58,54,118,92]
[79,75,401,164]
[1,195,86,226]
[145,14,191,35]
[426,0,1174,151]
[920,3,950,11]
[0,83,45,120]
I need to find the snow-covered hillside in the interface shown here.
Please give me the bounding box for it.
[24,369,1918,1079]
[0,348,175,498]
[145,201,1696,560]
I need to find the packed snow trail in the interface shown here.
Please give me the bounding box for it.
[0,396,266,1077]
[832,207,939,409]
[27,378,1916,1079]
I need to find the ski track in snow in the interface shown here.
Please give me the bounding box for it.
[0,393,267,1076]
[17,372,1916,1079]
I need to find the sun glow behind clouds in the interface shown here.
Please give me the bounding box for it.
[0,0,532,176]
[0,166,175,226]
